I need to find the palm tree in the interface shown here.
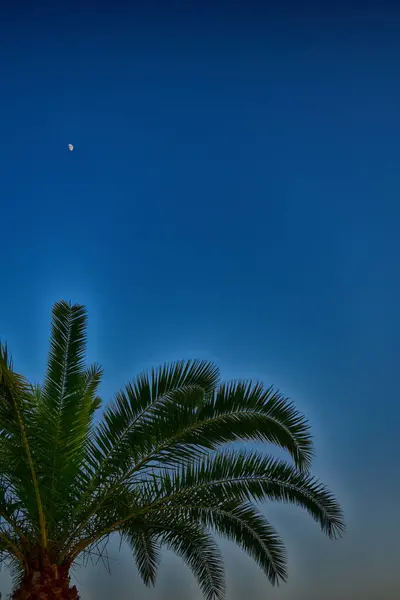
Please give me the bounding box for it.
[0,301,344,600]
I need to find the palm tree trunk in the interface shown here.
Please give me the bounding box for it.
[11,559,79,600]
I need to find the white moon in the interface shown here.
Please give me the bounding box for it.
[68,144,74,151]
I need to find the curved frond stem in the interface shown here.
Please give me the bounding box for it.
[66,381,314,554]
[65,361,220,549]
[68,452,343,562]
[92,360,220,475]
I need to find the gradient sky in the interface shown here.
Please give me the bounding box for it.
[1,1,400,598]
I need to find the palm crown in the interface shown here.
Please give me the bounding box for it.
[0,301,344,600]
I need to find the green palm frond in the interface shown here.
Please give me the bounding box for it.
[69,447,343,583]
[211,381,314,470]
[33,302,102,534]
[145,450,344,539]
[130,384,312,474]
[71,370,315,539]
[89,376,313,492]
[157,523,225,600]
[183,502,287,586]
[121,516,225,600]
[0,342,29,434]
[82,364,103,417]
[91,359,220,472]
[0,342,46,547]
[37,301,87,471]
[0,300,344,600]
[123,527,160,586]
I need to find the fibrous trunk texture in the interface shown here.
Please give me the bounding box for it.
[12,558,79,600]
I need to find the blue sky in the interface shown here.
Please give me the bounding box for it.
[1,1,400,598]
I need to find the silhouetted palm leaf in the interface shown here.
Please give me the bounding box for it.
[0,301,344,600]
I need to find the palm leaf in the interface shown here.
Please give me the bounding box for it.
[0,300,345,600]
[121,516,225,600]
[91,360,220,473]
[0,342,46,547]
[87,379,314,500]
[123,527,160,586]
[189,502,286,586]
[70,361,220,534]
[148,450,345,539]
[34,302,101,533]
[158,524,225,600]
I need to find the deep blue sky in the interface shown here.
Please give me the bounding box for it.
[1,1,400,599]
